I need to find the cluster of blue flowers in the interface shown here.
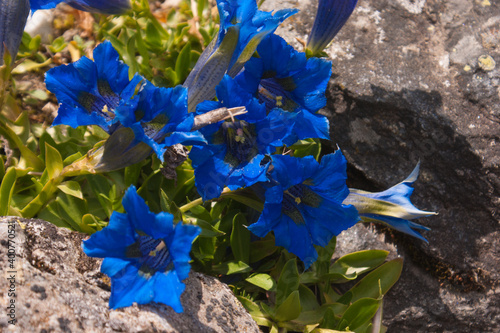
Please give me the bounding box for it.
[15,0,434,312]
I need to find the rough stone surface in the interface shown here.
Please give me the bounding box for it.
[262,0,500,331]
[0,217,260,333]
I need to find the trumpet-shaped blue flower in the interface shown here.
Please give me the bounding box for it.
[46,41,143,132]
[115,81,206,160]
[183,0,297,111]
[190,75,293,201]
[83,186,200,311]
[248,151,359,269]
[236,34,331,142]
[306,0,358,56]
[343,163,436,242]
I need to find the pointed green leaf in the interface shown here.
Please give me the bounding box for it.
[337,298,380,331]
[338,259,403,304]
[45,142,63,179]
[175,42,192,82]
[231,213,250,263]
[299,284,320,312]
[274,290,301,322]
[212,260,251,275]
[0,167,17,216]
[236,296,273,327]
[246,273,276,291]
[277,258,300,306]
[249,238,278,263]
[57,181,83,200]
[330,250,389,277]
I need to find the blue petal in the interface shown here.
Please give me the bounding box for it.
[122,186,174,239]
[153,271,186,313]
[361,214,430,243]
[273,215,318,269]
[306,0,358,55]
[310,151,350,201]
[82,211,136,258]
[106,263,151,309]
[169,224,201,280]
[29,0,63,11]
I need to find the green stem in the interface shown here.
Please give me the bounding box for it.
[179,197,204,213]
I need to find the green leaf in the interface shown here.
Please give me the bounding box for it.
[236,296,273,327]
[249,237,278,263]
[191,218,225,237]
[246,273,276,291]
[299,284,320,312]
[320,307,338,329]
[337,298,380,331]
[57,181,83,200]
[175,42,191,83]
[0,167,17,216]
[212,260,251,275]
[314,236,337,277]
[274,290,301,322]
[45,142,63,179]
[338,259,403,304]
[0,120,44,171]
[276,258,300,306]
[294,303,348,326]
[330,250,389,280]
[291,138,322,160]
[231,213,250,263]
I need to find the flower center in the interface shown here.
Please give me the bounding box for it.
[78,79,120,122]
[220,120,259,167]
[258,75,297,112]
[282,183,323,225]
[127,234,173,278]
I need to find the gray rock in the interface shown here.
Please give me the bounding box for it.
[0,217,260,333]
[262,0,499,331]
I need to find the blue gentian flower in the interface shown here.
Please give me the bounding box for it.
[235,34,331,142]
[83,186,201,311]
[183,0,297,111]
[343,163,436,242]
[115,81,206,161]
[306,0,358,56]
[45,41,143,132]
[190,75,293,201]
[248,151,359,269]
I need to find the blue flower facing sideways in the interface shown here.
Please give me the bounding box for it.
[343,163,437,242]
[248,151,359,269]
[83,186,201,310]
[190,75,293,201]
[306,0,358,56]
